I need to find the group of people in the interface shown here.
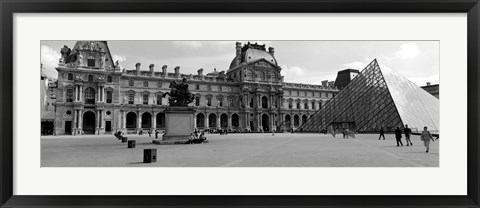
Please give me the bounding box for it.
[189,130,207,144]
[379,125,436,153]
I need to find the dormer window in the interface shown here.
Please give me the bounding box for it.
[87,55,95,67]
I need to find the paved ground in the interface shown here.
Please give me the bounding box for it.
[41,133,439,167]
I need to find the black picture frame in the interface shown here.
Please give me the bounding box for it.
[1,0,479,207]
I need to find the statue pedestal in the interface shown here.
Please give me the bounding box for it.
[157,106,195,143]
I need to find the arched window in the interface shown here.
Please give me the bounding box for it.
[84,87,95,104]
[261,96,268,109]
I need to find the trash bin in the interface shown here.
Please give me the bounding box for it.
[122,137,128,143]
[128,140,136,148]
[143,149,157,163]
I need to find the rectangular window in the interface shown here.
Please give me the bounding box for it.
[218,98,223,107]
[207,85,211,91]
[144,81,148,88]
[304,103,308,109]
[129,80,134,87]
[157,81,162,88]
[289,102,292,109]
[157,95,162,105]
[229,98,233,107]
[207,97,212,106]
[66,89,74,102]
[106,91,113,103]
[67,73,73,80]
[87,59,95,67]
[311,101,315,109]
[128,93,135,104]
[143,94,149,105]
[196,84,200,90]
[297,102,301,109]
[219,86,222,91]
[195,97,200,106]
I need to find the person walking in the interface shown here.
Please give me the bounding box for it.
[421,126,435,153]
[404,125,413,146]
[155,130,159,139]
[378,127,385,140]
[395,127,403,146]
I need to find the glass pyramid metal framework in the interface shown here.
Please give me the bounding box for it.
[299,59,439,134]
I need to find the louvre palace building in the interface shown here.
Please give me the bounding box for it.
[52,41,339,135]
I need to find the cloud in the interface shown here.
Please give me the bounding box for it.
[280,65,308,82]
[41,45,61,78]
[343,61,367,70]
[395,43,420,59]
[112,54,127,63]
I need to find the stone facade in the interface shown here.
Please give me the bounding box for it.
[54,41,339,135]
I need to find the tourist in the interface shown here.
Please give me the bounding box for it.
[421,126,435,153]
[155,130,159,139]
[378,127,385,140]
[198,131,207,143]
[395,127,403,146]
[188,133,195,144]
[148,130,151,137]
[404,125,413,146]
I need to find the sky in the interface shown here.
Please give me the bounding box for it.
[41,40,439,86]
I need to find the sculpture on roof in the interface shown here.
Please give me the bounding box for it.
[162,77,194,107]
[59,45,71,63]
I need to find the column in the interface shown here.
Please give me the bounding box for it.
[122,111,126,129]
[257,113,261,131]
[138,112,142,131]
[216,114,220,129]
[193,113,197,129]
[78,110,83,131]
[80,85,83,102]
[245,112,249,130]
[73,110,78,131]
[152,112,156,130]
[75,85,79,102]
[227,113,232,129]
[205,113,209,128]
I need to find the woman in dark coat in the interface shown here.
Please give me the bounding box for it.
[395,127,403,146]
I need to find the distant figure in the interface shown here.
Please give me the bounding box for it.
[155,130,159,139]
[421,126,435,153]
[188,133,195,144]
[148,130,151,137]
[342,128,349,139]
[395,127,403,146]
[378,127,385,140]
[404,125,413,146]
[198,132,207,143]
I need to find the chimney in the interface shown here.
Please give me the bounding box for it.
[174,66,180,75]
[235,42,242,65]
[321,80,328,87]
[427,82,431,86]
[197,68,204,76]
[135,63,141,71]
[149,64,154,72]
[161,65,167,74]
[268,47,275,56]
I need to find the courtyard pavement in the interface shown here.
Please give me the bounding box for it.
[41,133,439,167]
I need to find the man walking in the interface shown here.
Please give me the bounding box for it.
[395,127,403,146]
[378,127,385,140]
[404,125,413,146]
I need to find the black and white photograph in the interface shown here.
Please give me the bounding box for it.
[40,40,440,167]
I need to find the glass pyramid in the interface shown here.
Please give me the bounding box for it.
[300,59,439,134]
